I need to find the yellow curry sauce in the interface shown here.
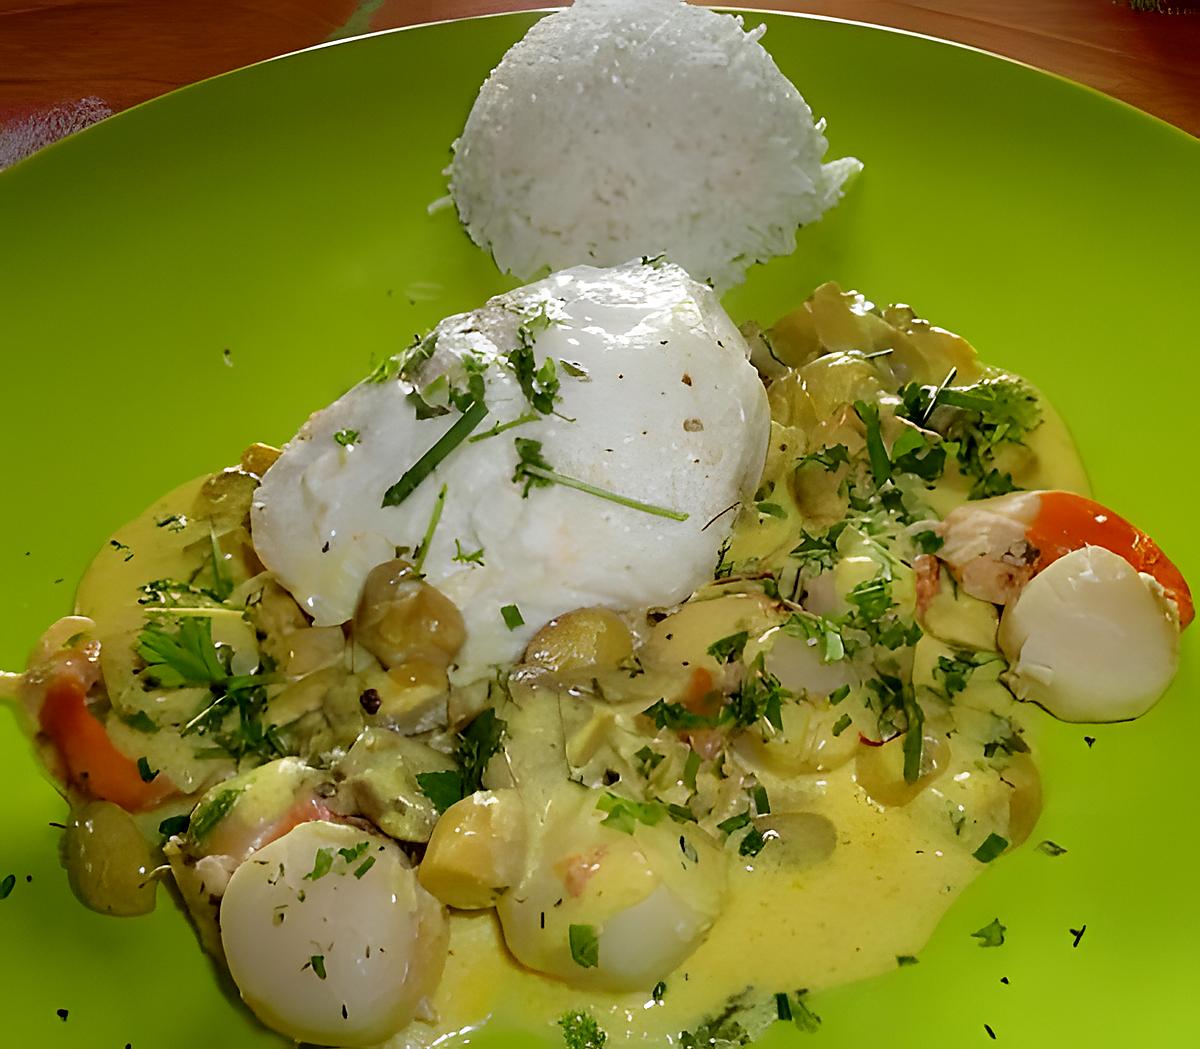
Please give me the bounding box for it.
[9,284,1089,1047]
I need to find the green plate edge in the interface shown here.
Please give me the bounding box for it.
[0,10,1196,1048]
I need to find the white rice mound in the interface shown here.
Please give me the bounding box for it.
[449,0,862,291]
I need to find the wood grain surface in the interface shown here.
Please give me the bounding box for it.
[0,1,1197,168]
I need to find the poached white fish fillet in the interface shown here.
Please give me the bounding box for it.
[251,260,770,682]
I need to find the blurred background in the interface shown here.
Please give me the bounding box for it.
[1,1,1197,170]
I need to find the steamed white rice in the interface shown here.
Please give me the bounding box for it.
[448,0,862,291]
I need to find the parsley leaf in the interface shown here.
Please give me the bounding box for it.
[707,631,749,665]
[911,529,944,554]
[642,699,716,731]
[795,444,850,472]
[137,618,227,688]
[569,924,600,968]
[507,313,560,414]
[304,848,334,881]
[971,918,1007,947]
[333,428,360,446]
[1036,840,1068,857]
[596,793,666,834]
[414,770,464,814]
[416,708,507,812]
[501,604,524,630]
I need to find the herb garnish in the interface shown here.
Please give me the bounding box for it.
[972,918,1007,947]
[452,539,485,565]
[413,484,448,573]
[568,924,600,968]
[501,604,524,630]
[973,833,1009,863]
[1036,840,1068,857]
[596,793,666,834]
[559,1010,607,1049]
[467,412,538,443]
[304,848,334,881]
[416,708,507,813]
[706,631,749,665]
[333,429,360,447]
[0,874,15,900]
[308,955,327,980]
[136,757,159,783]
[381,399,488,509]
[189,788,241,841]
[512,438,688,521]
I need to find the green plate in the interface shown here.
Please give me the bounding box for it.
[0,10,1196,1048]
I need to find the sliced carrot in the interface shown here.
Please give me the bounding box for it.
[38,673,176,812]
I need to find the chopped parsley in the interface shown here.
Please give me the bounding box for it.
[512,438,688,520]
[122,710,159,733]
[973,832,1009,863]
[781,612,846,663]
[1036,840,1068,857]
[136,757,159,783]
[831,713,853,737]
[304,848,334,881]
[596,793,665,834]
[0,874,15,900]
[789,529,842,572]
[307,954,327,980]
[634,746,665,777]
[972,918,1007,947]
[559,1010,607,1049]
[333,428,360,446]
[738,827,768,858]
[706,631,749,665]
[158,813,190,839]
[911,528,944,554]
[896,955,919,967]
[933,651,989,698]
[501,604,524,630]
[413,770,463,814]
[338,841,370,864]
[416,708,507,812]
[903,377,1041,500]
[642,699,716,732]
[795,444,850,472]
[652,981,667,1004]
[568,924,600,968]
[725,654,787,731]
[756,501,787,519]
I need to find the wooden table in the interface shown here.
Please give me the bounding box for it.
[0,1,1196,169]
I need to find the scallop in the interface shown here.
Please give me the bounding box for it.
[998,545,1180,722]
[496,787,726,991]
[219,820,447,1047]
